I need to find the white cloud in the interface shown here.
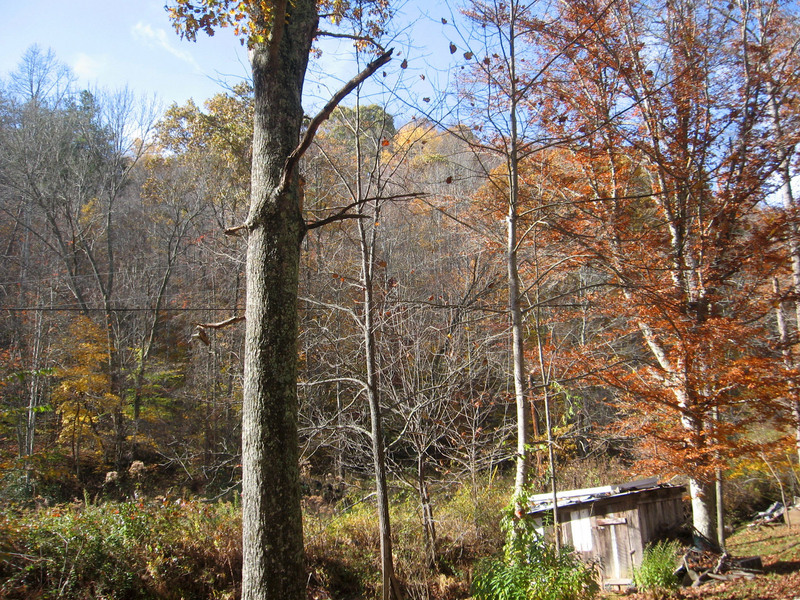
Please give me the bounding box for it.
[132,22,200,71]
[72,53,108,81]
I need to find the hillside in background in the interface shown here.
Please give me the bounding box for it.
[2,0,800,596]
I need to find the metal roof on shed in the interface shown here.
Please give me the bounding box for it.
[526,477,682,515]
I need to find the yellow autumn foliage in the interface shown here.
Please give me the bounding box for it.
[52,317,118,455]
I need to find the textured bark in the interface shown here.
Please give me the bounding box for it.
[236,10,392,596]
[240,4,318,599]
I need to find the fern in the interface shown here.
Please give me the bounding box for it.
[633,540,681,594]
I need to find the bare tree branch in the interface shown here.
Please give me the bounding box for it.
[278,49,393,196]
[191,315,245,345]
[316,30,388,53]
[306,192,424,230]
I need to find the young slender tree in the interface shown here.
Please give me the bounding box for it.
[453,0,549,504]
[308,98,405,598]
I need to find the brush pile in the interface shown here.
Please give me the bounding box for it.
[675,549,763,587]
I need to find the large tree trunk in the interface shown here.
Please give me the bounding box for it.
[241,221,306,600]
[240,4,318,599]
[636,320,718,543]
[689,478,716,547]
[677,384,717,546]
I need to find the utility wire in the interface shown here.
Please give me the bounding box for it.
[3,306,238,312]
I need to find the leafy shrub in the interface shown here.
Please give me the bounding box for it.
[472,504,599,600]
[0,498,241,599]
[2,478,513,600]
[632,539,681,595]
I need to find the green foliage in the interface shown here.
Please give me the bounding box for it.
[0,499,241,599]
[632,540,681,594]
[326,104,397,146]
[472,505,599,600]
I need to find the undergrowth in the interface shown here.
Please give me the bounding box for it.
[632,540,681,597]
[1,481,509,599]
[304,481,509,599]
[0,497,242,600]
[471,503,600,600]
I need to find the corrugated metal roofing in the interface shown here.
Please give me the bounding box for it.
[526,477,666,515]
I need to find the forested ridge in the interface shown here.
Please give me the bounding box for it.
[2,0,800,598]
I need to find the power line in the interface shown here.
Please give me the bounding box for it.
[0,262,243,288]
[3,306,239,312]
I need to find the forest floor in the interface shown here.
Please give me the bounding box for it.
[622,523,800,600]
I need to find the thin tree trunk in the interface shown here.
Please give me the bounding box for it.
[714,406,725,551]
[24,304,45,492]
[715,470,725,548]
[359,206,402,600]
[506,0,528,504]
[769,82,800,467]
[134,247,178,425]
[418,455,438,570]
[509,211,528,503]
[532,230,559,549]
[774,277,800,478]
[543,385,560,551]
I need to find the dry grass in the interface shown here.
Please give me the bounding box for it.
[617,523,800,600]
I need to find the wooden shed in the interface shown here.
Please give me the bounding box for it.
[527,478,686,587]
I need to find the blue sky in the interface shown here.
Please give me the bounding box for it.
[0,0,458,112]
[1,0,253,106]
